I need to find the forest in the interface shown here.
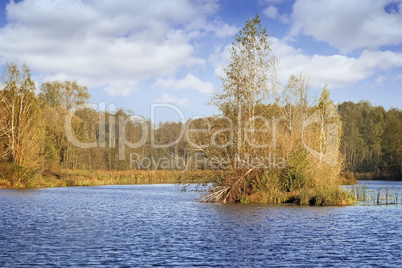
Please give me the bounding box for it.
[339,101,402,180]
[1,15,401,204]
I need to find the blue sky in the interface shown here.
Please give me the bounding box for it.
[0,0,401,122]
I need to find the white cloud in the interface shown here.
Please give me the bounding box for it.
[104,80,138,96]
[211,36,402,90]
[188,20,238,39]
[212,22,239,38]
[261,0,284,4]
[155,93,190,107]
[263,5,278,19]
[376,76,386,86]
[270,37,402,88]
[0,0,231,95]
[208,44,232,78]
[395,74,402,81]
[154,73,214,94]
[261,0,290,23]
[289,0,402,53]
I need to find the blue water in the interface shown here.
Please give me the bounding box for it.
[0,181,401,267]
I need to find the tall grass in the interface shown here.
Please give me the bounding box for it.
[0,169,214,189]
[349,184,401,205]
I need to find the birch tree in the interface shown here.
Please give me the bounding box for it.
[281,74,311,157]
[203,14,279,202]
[0,63,42,171]
[210,14,279,163]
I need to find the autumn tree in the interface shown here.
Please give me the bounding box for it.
[0,63,42,166]
[280,73,312,158]
[39,80,90,110]
[38,80,90,169]
[201,14,282,202]
[209,13,279,165]
[0,63,43,185]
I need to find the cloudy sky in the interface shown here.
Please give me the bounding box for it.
[0,0,401,121]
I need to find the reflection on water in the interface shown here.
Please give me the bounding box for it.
[0,182,401,267]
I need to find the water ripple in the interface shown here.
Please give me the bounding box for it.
[0,182,401,267]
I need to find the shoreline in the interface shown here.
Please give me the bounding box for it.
[3,169,400,190]
[0,169,217,189]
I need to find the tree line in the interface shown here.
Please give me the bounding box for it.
[0,64,208,187]
[1,67,400,187]
[339,101,402,179]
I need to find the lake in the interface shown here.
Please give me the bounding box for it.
[0,180,401,267]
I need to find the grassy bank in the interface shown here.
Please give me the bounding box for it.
[0,168,217,189]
